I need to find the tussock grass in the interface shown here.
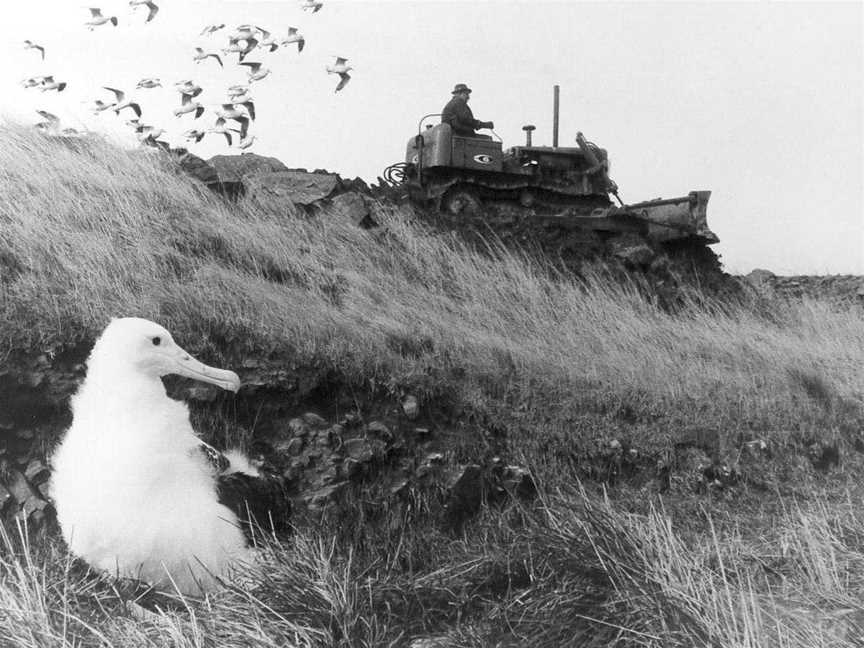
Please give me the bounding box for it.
[3,124,864,645]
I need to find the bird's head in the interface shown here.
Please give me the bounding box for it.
[89,318,241,392]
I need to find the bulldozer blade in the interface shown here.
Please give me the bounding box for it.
[544,190,717,244]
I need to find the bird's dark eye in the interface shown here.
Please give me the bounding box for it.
[151,336,162,346]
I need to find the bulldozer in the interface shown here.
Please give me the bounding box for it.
[383,86,718,246]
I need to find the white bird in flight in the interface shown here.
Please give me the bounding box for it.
[208,117,237,146]
[34,110,60,135]
[39,76,67,92]
[129,0,159,23]
[103,87,141,117]
[216,101,255,124]
[85,8,118,30]
[182,128,206,143]
[223,37,258,62]
[86,98,116,114]
[174,80,203,97]
[174,93,205,119]
[200,23,225,36]
[240,61,270,83]
[50,318,250,595]
[326,56,352,92]
[281,27,305,52]
[21,76,50,88]
[226,84,250,99]
[23,40,45,59]
[255,27,280,52]
[236,134,256,150]
[193,47,223,67]
[301,0,323,13]
[136,77,161,89]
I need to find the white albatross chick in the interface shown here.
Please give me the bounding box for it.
[51,317,250,595]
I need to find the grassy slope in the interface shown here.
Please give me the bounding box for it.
[2,126,864,646]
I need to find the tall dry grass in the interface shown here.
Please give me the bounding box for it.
[2,124,864,645]
[1,124,862,425]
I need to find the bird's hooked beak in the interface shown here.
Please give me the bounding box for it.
[170,345,241,392]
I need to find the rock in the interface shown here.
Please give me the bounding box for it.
[366,421,392,442]
[278,437,304,456]
[445,464,483,528]
[307,482,348,507]
[5,469,47,518]
[302,413,328,429]
[327,192,375,228]
[207,154,289,185]
[243,172,305,215]
[24,459,50,485]
[401,395,420,420]
[175,150,218,185]
[250,170,340,206]
[607,233,655,266]
[287,417,310,437]
[343,438,374,463]
[342,458,362,479]
[184,384,221,402]
[745,268,776,285]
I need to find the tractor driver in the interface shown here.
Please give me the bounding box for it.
[441,83,494,138]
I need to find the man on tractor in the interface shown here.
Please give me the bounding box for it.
[441,83,494,138]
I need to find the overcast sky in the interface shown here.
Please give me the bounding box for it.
[1,1,861,275]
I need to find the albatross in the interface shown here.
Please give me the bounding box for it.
[51,318,252,595]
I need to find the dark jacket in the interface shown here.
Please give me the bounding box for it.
[441,96,483,136]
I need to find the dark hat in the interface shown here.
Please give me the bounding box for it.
[452,83,472,94]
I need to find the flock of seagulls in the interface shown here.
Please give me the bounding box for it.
[20,1,354,151]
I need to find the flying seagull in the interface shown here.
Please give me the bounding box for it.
[34,110,60,134]
[255,27,279,52]
[193,47,223,67]
[223,37,258,62]
[85,8,118,30]
[226,84,250,99]
[236,133,256,150]
[136,77,161,89]
[281,27,305,52]
[182,128,206,143]
[240,61,270,83]
[200,23,225,36]
[301,0,323,13]
[51,318,253,595]
[87,98,116,114]
[103,87,141,117]
[326,56,352,92]
[174,80,203,98]
[208,117,236,145]
[129,0,159,23]
[23,40,45,59]
[39,76,67,92]
[217,100,255,123]
[131,121,165,144]
[174,92,205,119]
[230,24,258,41]
[21,76,50,88]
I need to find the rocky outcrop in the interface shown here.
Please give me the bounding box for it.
[743,269,864,303]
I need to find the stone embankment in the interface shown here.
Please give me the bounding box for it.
[742,268,864,304]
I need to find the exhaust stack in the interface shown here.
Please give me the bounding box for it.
[522,124,536,146]
[552,85,559,148]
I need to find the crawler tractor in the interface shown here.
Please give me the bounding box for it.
[383,86,717,246]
